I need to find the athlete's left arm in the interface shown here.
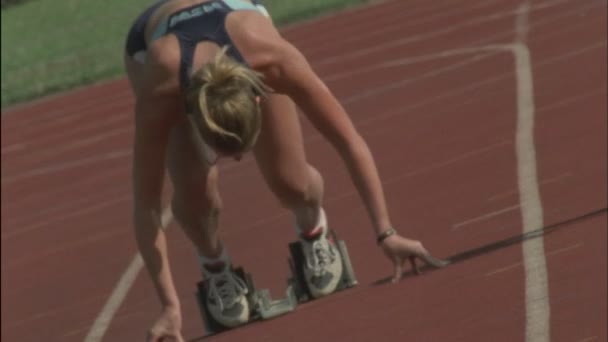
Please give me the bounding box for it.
[275,46,395,237]
[271,45,452,275]
[229,13,393,237]
[230,12,449,280]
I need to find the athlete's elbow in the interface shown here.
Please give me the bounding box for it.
[330,129,366,159]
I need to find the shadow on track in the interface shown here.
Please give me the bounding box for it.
[372,207,606,286]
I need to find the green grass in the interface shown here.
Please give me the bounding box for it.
[1,0,368,108]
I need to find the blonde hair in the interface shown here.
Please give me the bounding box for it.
[186,46,270,156]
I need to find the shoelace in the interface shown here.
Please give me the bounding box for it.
[304,238,337,277]
[207,271,248,311]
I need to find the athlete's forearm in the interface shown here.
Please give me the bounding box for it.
[264,43,395,236]
[134,210,181,310]
[338,134,393,236]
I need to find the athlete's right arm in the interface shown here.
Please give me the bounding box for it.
[132,42,182,312]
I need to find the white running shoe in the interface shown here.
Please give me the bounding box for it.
[202,260,250,328]
[299,209,344,299]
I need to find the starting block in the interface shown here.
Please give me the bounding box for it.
[196,230,357,335]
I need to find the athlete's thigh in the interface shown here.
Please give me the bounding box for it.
[253,94,310,184]
[124,53,146,97]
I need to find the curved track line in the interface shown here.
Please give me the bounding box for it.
[83,206,173,342]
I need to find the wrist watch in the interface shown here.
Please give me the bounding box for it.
[377,228,397,245]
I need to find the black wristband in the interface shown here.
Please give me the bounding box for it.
[377,228,397,245]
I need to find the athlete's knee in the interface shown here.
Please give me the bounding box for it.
[171,191,222,225]
[171,166,222,223]
[271,165,324,208]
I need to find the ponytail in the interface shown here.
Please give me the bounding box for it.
[187,46,270,155]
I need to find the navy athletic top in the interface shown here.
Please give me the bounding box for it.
[125,0,269,88]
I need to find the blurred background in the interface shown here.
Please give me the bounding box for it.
[1,0,368,108]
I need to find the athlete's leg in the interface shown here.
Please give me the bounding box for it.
[167,116,249,328]
[166,118,223,259]
[254,94,342,298]
[125,51,223,258]
[124,47,246,328]
[253,94,324,233]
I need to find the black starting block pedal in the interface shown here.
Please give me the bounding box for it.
[196,267,297,335]
[288,230,358,303]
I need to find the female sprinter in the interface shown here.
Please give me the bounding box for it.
[124,0,447,340]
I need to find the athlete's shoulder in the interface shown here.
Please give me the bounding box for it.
[225,9,293,68]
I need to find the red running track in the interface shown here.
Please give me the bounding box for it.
[2,0,606,341]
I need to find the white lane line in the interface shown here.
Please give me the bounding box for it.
[451,205,521,231]
[21,120,131,158]
[1,149,131,185]
[3,181,127,229]
[488,173,572,202]
[1,195,131,241]
[513,3,551,342]
[535,88,607,116]
[320,0,605,86]
[83,207,173,342]
[341,51,501,104]
[347,40,605,132]
[321,140,512,206]
[1,143,26,154]
[577,336,598,342]
[325,45,508,82]
[312,0,506,53]
[315,0,572,67]
[485,243,583,277]
[3,230,127,272]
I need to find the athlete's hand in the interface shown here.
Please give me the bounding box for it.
[380,234,450,283]
[146,306,185,342]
